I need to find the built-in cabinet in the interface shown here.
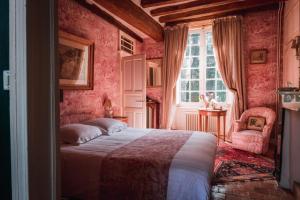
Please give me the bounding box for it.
[279,108,300,189]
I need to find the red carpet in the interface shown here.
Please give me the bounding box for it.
[214,142,275,183]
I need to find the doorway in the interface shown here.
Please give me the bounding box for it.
[121,54,147,128]
[9,0,59,199]
[0,0,12,199]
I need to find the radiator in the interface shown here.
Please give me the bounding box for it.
[185,112,218,132]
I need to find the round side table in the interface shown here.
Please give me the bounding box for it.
[198,109,227,145]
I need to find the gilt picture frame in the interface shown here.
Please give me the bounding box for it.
[250,49,268,64]
[59,31,94,90]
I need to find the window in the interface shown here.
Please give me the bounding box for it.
[177,28,228,105]
[119,31,135,55]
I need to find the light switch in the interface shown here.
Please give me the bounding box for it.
[3,70,10,91]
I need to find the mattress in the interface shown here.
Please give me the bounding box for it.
[61,128,217,200]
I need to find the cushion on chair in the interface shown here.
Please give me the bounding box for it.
[231,130,264,154]
[232,130,263,139]
[247,116,266,131]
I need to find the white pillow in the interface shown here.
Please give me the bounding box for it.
[83,118,127,135]
[60,124,102,145]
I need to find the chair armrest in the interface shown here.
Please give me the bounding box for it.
[262,124,273,138]
[233,120,246,132]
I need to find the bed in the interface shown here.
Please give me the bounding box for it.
[61,125,217,200]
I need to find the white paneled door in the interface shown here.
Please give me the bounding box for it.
[122,54,146,128]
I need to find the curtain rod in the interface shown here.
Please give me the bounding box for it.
[188,20,213,29]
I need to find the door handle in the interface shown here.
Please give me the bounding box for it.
[136,100,145,102]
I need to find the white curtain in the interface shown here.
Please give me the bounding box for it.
[161,24,189,129]
[212,16,247,139]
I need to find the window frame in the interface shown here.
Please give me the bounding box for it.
[176,27,231,108]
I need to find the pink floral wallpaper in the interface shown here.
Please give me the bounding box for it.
[142,38,164,59]
[59,0,142,125]
[244,10,278,110]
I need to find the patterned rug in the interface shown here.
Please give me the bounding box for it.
[213,142,275,184]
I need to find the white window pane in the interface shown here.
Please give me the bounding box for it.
[191,46,200,56]
[206,80,215,90]
[191,81,199,91]
[191,57,199,68]
[206,32,212,44]
[181,69,190,79]
[191,92,200,102]
[217,80,226,90]
[206,68,216,79]
[207,44,213,55]
[183,58,190,68]
[181,80,190,90]
[191,33,200,44]
[207,56,215,67]
[181,92,190,102]
[216,92,226,102]
[191,69,199,79]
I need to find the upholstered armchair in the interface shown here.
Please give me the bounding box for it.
[231,107,276,154]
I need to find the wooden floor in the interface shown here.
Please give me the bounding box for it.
[211,180,295,200]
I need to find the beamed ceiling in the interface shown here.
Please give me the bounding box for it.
[141,0,286,26]
[78,0,286,41]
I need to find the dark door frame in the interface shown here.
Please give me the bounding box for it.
[9,0,59,199]
[1,0,11,199]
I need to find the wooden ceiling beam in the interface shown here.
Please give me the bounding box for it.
[91,0,164,41]
[75,0,143,43]
[141,0,190,8]
[151,0,244,17]
[159,0,284,23]
[165,3,279,26]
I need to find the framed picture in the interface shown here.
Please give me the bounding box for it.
[59,31,94,90]
[250,49,268,64]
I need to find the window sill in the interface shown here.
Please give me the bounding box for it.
[176,103,202,109]
[176,103,231,109]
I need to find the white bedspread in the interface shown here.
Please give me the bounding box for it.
[61,128,216,200]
